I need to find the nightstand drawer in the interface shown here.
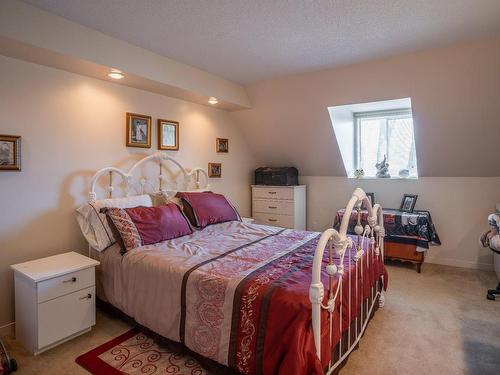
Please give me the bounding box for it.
[252,187,294,200]
[38,286,95,349]
[253,200,294,215]
[253,213,294,228]
[37,267,94,303]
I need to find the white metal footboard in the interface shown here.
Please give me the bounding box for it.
[309,188,385,374]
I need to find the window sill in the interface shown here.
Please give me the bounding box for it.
[348,176,419,180]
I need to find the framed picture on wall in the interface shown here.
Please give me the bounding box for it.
[158,119,179,150]
[216,138,229,153]
[399,194,418,213]
[208,162,222,178]
[0,135,21,171]
[126,112,151,148]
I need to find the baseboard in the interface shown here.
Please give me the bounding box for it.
[425,256,493,271]
[0,322,15,337]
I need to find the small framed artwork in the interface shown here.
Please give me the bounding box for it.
[400,194,418,213]
[216,138,229,153]
[208,162,222,178]
[0,135,21,171]
[126,112,151,148]
[366,192,375,206]
[158,119,179,150]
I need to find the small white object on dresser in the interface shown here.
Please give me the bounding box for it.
[252,185,306,230]
[10,252,99,355]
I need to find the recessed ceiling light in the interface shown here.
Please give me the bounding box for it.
[208,97,218,105]
[108,69,124,80]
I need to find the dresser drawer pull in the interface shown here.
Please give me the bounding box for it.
[268,206,277,209]
[268,218,278,222]
[268,191,277,195]
[79,293,92,300]
[62,277,77,284]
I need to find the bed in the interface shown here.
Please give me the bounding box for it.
[77,152,387,375]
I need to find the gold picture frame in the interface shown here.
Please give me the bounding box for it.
[216,138,228,153]
[126,112,151,148]
[0,135,21,171]
[208,162,222,178]
[158,119,179,151]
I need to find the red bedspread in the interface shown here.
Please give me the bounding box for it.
[218,233,386,374]
[105,223,387,375]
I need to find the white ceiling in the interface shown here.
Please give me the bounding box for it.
[21,0,500,84]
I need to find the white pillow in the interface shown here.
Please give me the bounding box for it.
[75,194,153,251]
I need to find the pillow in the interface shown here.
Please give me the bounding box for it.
[75,194,153,251]
[153,189,211,207]
[103,204,193,252]
[177,192,241,228]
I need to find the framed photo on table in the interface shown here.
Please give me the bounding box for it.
[158,119,179,151]
[400,194,418,213]
[126,112,151,148]
[0,135,21,171]
[366,192,375,206]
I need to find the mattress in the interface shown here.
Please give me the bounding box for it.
[93,221,386,375]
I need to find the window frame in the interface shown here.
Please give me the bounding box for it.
[353,108,414,176]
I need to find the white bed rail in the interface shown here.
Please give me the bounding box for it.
[310,188,385,373]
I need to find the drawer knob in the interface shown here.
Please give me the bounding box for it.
[268,206,277,209]
[63,277,77,283]
[268,191,277,194]
[79,293,92,300]
[268,219,278,222]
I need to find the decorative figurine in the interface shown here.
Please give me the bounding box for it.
[375,155,390,178]
[354,168,364,179]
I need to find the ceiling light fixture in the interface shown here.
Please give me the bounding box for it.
[208,97,218,105]
[108,69,124,80]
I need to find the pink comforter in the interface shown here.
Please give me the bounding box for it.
[96,221,386,374]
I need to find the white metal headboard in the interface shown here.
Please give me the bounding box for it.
[88,152,210,203]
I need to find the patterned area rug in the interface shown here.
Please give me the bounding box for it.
[76,330,210,375]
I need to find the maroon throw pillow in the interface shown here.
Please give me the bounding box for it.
[177,192,241,228]
[103,203,192,252]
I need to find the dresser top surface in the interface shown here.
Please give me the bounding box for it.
[251,185,306,188]
[11,252,99,282]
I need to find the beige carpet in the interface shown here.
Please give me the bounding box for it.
[4,262,500,375]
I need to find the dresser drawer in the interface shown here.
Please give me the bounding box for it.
[252,186,294,200]
[253,213,294,228]
[253,199,294,215]
[37,267,94,303]
[38,286,95,349]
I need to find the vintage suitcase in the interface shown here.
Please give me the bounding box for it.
[254,167,298,186]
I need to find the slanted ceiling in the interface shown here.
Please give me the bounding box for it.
[231,38,500,177]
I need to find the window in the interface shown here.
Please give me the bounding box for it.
[328,98,418,178]
[354,109,417,178]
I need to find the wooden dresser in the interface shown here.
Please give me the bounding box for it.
[251,185,306,230]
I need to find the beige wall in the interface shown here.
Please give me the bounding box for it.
[231,38,500,177]
[0,55,257,332]
[302,176,500,271]
[230,38,500,271]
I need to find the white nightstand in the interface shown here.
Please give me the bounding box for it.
[11,252,100,355]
